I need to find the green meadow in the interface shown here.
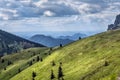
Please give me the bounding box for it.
[1,30,120,80]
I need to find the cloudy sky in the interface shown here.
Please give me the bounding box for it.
[0,0,120,34]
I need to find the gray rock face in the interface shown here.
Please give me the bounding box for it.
[108,14,120,30]
[114,14,120,26]
[107,24,114,30]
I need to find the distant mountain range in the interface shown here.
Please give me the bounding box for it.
[108,14,120,30]
[29,33,86,47]
[29,35,74,47]
[58,33,86,40]
[0,30,44,56]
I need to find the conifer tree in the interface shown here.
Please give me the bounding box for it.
[32,71,36,80]
[29,61,32,66]
[58,65,63,80]
[18,68,21,73]
[40,58,43,62]
[60,44,62,47]
[79,37,81,40]
[36,56,40,61]
[51,70,55,80]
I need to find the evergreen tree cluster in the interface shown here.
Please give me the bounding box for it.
[50,62,64,80]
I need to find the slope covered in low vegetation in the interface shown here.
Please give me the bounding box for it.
[4,30,120,80]
[0,47,51,80]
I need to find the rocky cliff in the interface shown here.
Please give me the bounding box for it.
[108,14,120,30]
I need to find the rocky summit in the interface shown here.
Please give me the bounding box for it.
[108,14,120,30]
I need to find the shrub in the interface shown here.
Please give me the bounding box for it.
[104,61,109,66]
[51,61,56,66]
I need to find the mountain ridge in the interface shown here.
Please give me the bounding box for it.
[29,34,73,47]
[58,33,86,40]
[0,29,45,56]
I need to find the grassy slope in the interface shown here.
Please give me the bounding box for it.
[0,47,49,80]
[11,30,120,80]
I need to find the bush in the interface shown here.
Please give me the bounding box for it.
[51,61,55,66]
[4,67,6,70]
[8,61,13,66]
[104,61,109,66]
[1,59,5,63]
[18,68,21,73]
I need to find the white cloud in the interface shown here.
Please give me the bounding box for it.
[0,0,119,32]
[0,0,119,21]
[43,10,55,17]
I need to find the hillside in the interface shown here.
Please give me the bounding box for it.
[0,30,45,56]
[9,29,120,80]
[30,34,73,47]
[0,47,50,80]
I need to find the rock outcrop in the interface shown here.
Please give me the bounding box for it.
[108,14,120,30]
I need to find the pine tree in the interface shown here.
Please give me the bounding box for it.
[40,58,43,62]
[79,37,81,40]
[32,71,36,79]
[29,61,32,66]
[58,65,63,80]
[1,59,5,63]
[36,56,40,62]
[60,44,62,47]
[51,70,55,80]
[18,68,21,73]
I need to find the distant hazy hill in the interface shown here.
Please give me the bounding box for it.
[58,33,86,40]
[108,14,120,30]
[0,30,44,56]
[30,34,73,47]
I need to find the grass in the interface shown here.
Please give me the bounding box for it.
[0,47,50,80]
[3,30,120,80]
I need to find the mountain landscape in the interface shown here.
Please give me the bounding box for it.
[0,14,120,80]
[0,30,44,56]
[0,0,120,80]
[30,34,74,47]
[1,28,120,80]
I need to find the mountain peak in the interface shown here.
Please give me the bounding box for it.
[107,14,120,30]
